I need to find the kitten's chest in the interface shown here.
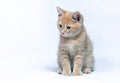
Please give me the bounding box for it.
[66,40,78,56]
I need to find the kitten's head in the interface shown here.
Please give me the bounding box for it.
[57,7,84,38]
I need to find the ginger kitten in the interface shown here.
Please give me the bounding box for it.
[57,7,95,76]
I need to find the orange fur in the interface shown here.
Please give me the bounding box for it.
[57,7,95,76]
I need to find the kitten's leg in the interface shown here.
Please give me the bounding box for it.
[73,55,83,76]
[60,54,71,76]
[82,55,94,74]
[57,57,62,74]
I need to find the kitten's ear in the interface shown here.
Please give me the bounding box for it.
[72,11,81,22]
[57,7,65,17]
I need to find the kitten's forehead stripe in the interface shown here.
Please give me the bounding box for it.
[61,12,73,25]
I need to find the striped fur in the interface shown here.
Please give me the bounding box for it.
[57,7,95,76]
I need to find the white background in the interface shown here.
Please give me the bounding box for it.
[0,0,120,83]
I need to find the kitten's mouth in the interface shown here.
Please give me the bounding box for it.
[61,33,69,37]
[61,33,75,38]
[61,34,65,37]
[61,33,66,37]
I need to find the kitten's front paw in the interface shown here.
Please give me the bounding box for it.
[73,71,83,76]
[62,70,71,76]
[57,68,62,74]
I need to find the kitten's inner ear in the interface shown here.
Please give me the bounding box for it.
[72,11,81,22]
[57,7,65,17]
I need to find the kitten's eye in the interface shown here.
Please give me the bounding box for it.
[59,24,62,28]
[67,26,71,29]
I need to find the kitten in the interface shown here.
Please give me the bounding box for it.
[57,7,95,76]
